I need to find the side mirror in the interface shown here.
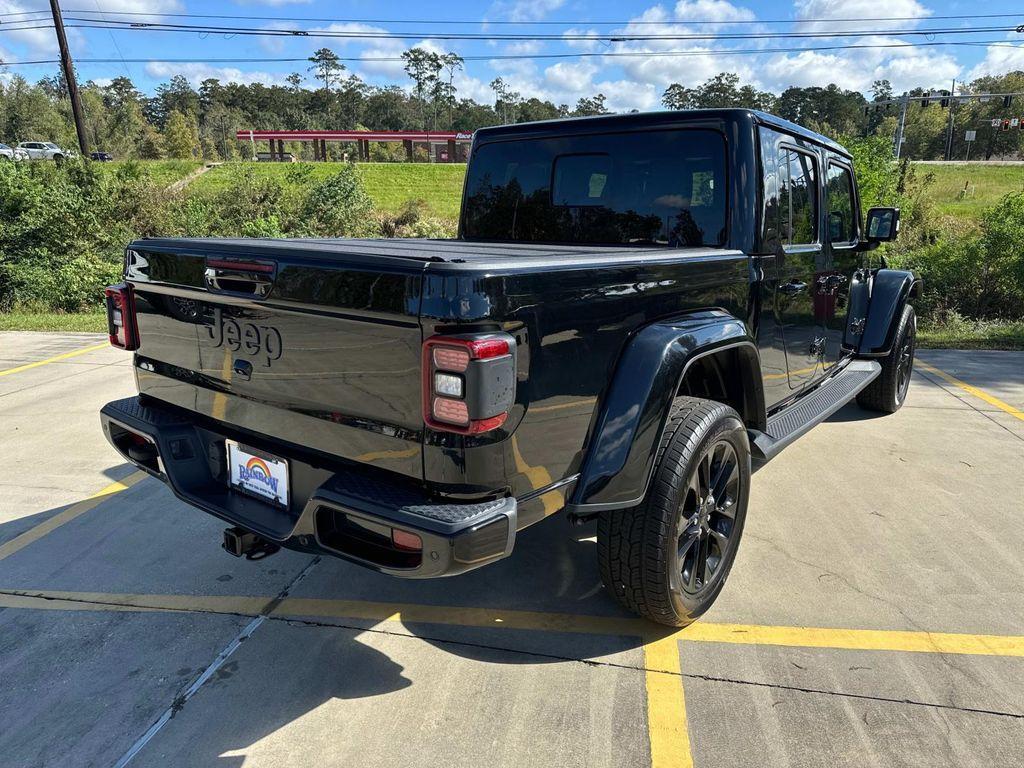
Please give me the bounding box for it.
[865,207,900,242]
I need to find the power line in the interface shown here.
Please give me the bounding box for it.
[32,8,1024,26]
[1,39,1020,68]
[4,17,1018,43]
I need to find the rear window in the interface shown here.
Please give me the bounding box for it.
[462,129,727,247]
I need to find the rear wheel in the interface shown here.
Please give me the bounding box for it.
[857,304,916,413]
[597,397,750,627]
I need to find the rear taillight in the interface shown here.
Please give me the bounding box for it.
[423,334,516,435]
[104,283,139,351]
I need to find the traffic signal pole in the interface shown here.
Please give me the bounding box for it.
[943,78,956,161]
[49,0,89,156]
[894,93,909,160]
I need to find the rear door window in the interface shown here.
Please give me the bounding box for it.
[825,162,857,244]
[780,148,818,245]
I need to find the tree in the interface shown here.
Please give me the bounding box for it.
[662,83,694,110]
[163,109,200,159]
[286,73,303,92]
[436,53,464,129]
[308,48,344,93]
[490,77,521,123]
[573,94,608,116]
[403,48,442,129]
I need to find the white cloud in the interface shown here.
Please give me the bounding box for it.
[793,0,930,33]
[505,40,544,56]
[966,41,1024,82]
[762,35,961,93]
[674,0,755,23]
[562,28,602,52]
[505,0,566,22]
[544,61,600,92]
[144,61,281,86]
[594,78,661,111]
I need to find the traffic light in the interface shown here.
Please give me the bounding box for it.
[1003,95,1014,108]
[1001,119,1011,132]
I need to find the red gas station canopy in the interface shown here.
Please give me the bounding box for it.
[236,130,474,142]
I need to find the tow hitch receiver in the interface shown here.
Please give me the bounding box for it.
[222,527,280,560]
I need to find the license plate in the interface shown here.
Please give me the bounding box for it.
[226,440,289,507]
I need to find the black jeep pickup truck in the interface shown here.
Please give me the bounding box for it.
[100,109,918,626]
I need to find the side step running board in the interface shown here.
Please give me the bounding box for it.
[749,360,882,462]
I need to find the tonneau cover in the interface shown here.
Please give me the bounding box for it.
[131,236,690,265]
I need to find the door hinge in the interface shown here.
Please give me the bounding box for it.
[809,336,827,357]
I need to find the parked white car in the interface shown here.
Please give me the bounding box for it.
[0,142,29,161]
[17,141,73,161]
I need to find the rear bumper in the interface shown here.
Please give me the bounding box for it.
[100,396,516,577]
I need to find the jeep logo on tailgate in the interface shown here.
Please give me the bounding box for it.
[206,308,283,367]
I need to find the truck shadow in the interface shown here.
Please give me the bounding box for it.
[0,482,647,767]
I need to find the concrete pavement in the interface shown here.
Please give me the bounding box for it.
[0,332,1022,768]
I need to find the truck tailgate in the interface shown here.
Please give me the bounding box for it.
[126,239,428,481]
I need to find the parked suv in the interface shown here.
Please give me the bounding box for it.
[0,142,28,161]
[18,141,72,161]
[100,110,918,626]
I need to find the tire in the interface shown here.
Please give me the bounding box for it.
[597,397,751,627]
[857,304,916,414]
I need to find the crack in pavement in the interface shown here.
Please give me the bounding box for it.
[108,556,321,767]
[3,585,1021,724]
[913,368,1024,444]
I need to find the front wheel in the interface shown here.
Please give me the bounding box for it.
[597,397,751,627]
[857,304,916,413]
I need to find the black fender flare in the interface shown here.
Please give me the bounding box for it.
[567,310,762,513]
[858,269,921,357]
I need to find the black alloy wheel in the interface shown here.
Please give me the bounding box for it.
[675,440,741,595]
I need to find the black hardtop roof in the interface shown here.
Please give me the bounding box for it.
[472,108,851,158]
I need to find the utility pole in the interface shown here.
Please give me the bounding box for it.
[49,0,89,156]
[943,78,956,162]
[893,92,909,160]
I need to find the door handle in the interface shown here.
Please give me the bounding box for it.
[778,281,808,296]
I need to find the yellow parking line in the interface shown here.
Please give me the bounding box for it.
[681,621,1024,657]
[0,471,147,562]
[916,360,1024,422]
[4,588,1024,659]
[0,342,109,378]
[643,637,694,768]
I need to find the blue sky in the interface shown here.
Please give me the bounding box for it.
[1,0,1022,110]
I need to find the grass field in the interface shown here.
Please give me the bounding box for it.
[914,163,1024,219]
[188,161,466,218]
[0,311,106,333]
[93,159,204,190]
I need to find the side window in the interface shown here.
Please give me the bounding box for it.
[826,163,857,244]
[779,148,817,245]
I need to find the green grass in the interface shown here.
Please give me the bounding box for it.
[189,161,466,218]
[0,311,106,332]
[918,318,1024,350]
[914,162,1024,219]
[355,163,466,218]
[93,159,204,190]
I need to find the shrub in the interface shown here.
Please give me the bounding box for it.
[300,164,375,237]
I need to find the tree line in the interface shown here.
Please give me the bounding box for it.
[1,48,1022,161]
